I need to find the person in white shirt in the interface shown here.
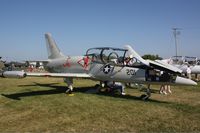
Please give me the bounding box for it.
[186,65,192,79]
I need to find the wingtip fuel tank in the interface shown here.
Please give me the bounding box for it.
[1,71,27,78]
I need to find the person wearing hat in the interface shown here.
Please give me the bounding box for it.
[124,55,135,66]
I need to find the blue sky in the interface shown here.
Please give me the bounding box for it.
[0,0,200,61]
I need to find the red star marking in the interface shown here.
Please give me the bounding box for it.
[77,56,91,70]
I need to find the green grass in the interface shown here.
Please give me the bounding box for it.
[0,77,200,132]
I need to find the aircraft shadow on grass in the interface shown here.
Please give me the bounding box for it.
[1,82,66,100]
[1,82,168,104]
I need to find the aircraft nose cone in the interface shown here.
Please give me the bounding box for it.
[175,76,197,86]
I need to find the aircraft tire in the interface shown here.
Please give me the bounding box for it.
[140,94,149,101]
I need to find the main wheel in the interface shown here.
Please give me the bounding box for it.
[140,94,149,100]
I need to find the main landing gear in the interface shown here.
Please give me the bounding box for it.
[96,81,126,96]
[140,84,151,100]
[64,78,74,96]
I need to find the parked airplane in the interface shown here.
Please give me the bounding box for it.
[0,33,197,100]
[3,61,29,69]
[161,56,200,79]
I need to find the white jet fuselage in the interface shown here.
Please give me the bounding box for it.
[45,56,146,83]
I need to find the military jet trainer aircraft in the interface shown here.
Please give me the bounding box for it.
[1,33,197,100]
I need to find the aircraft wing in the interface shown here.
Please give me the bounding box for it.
[1,71,91,78]
[147,59,182,74]
[26,72,91,78]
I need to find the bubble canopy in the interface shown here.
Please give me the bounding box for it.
[86,47,128,65]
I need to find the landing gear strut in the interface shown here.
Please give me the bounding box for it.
[140,84,151,100]
[96,81,125,95]
[64,78,74,95]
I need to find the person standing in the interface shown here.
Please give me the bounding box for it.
[159,71,172,95]
[159,85,167,95]
[186,65,192,79]
[159,84,171,95]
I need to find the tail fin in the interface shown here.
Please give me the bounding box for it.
[124,45,149,66]
[45,33,65,59]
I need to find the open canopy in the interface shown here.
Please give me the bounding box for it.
[86,46,183,74]
[85,47,146,68]
[86,47,127,64]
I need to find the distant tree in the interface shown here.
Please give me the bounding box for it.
[142,54,163,60]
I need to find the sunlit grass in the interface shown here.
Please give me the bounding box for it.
[0,77,200,132]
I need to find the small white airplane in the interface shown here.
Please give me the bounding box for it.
[161,56,200,79]
[1,33,197,100]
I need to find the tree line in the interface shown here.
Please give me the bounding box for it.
[142,54,162,60]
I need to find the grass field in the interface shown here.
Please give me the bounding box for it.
[0,77,200,132]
